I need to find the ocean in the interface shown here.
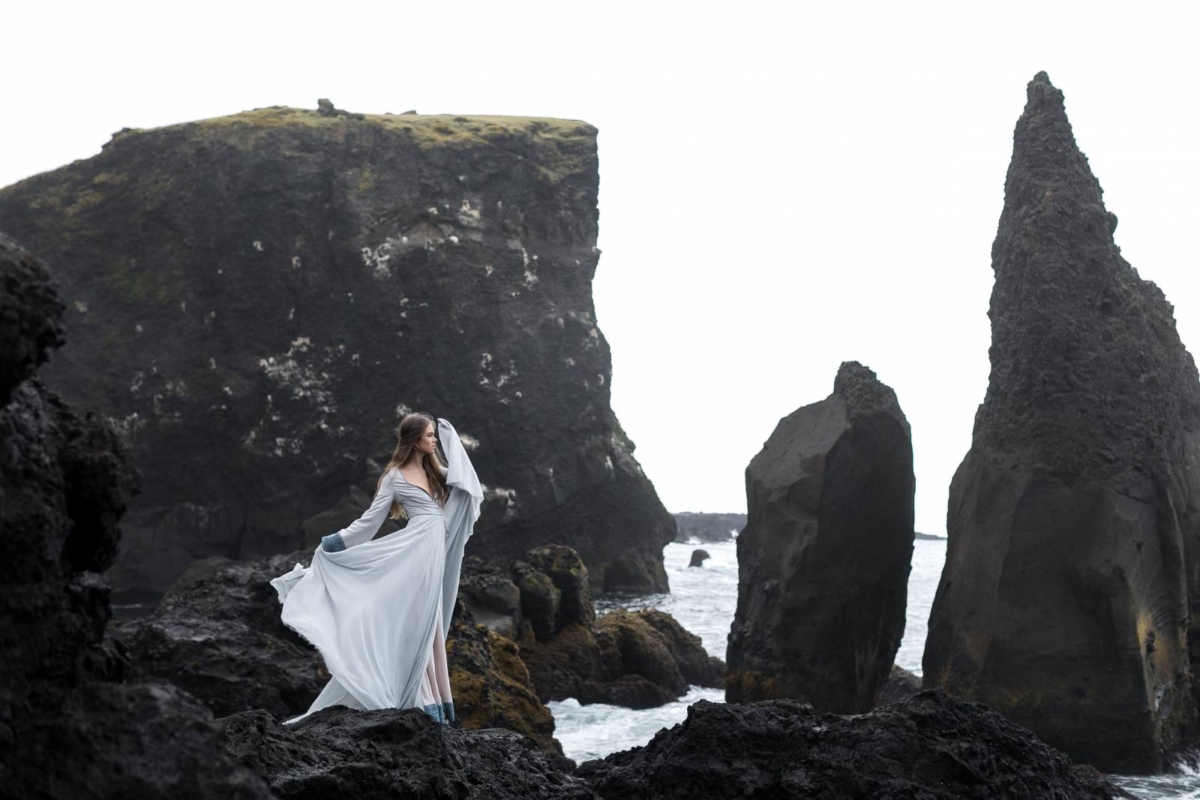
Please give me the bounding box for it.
[547,539,1200,798]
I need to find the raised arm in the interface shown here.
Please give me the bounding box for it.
[438,418,483,501]
[321,467,398,552]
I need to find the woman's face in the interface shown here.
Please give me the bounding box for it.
[417,422,437,455]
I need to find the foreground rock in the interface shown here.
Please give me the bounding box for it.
[577,691,1134,800]
[673,512,746,542]
[0,233,271,798]
[727,361,915,712]
[0,106,673,597]
[924,72,1200,774]
[114,552,327,719]
[222,706,594,799]
[117,548,560,752]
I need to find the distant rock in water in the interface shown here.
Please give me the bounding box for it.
[727,361,915,713]
[913,531,945,541]
[688,548,710,567]
[576,690,1132,800]
[0,108,673,597]
[674,511,745,542]
[924,72,1200,774]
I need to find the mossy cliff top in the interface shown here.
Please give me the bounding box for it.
[102,105,596,166]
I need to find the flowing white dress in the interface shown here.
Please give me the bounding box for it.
[270,418,483,724]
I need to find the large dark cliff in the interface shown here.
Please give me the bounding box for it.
[923,72,1200,773]
[0,105,674,596]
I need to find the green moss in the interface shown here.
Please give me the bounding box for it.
[105,256,172,305]
[111,107,596,184]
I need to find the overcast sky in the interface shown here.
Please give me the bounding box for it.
[7,2,1200,534]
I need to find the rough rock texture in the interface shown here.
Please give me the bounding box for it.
[576,691,1134,800]
[673,512,746,543]
[458,546,722,709]
[877,664,922,707]
[445,600,561,753]
[114,552,328,719]
[726,361,915,712]
[116,548,561,752]
[522,609,725,709]
[222,706,594,799]
[923,72,1200,774]
[0,107,673,597]
[0,234,271,798]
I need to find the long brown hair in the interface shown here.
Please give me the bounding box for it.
[379,412,448,519]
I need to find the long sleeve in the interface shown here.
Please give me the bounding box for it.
[437,418,483,501]
[321,467,398,552]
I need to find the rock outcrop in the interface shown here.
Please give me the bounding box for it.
[0,233,272,798]
[576,691,1134,800]
[116,548,561,752]
[222,706,593,799]
[462,546,723,708]
[0,106,673,597]
[726,361,915,712]
[674,511,746,542]
[923,72,1200,774]
[688,548,710,567]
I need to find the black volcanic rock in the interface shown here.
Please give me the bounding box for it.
[0,108,673,596]
[576,691,1134,800]
[726,361,915,712]
[116,548,562,752]
[924,72,1200,774]
[0,234,271,798]
[221,706,594,799]
[673,511,745,542]
[114,552,327,720]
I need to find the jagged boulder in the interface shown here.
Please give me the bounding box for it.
[575,691,1134,800]
[522,609,724,709]
[114,552,328,719]
[0,107,673,598]
[923,72,1200,774]
[221,706,594,799]
[0,233,272,798]
[726,361,915,712]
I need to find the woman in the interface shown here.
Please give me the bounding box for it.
[270,413,482,725]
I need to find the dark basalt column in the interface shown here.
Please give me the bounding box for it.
[923,72,1200,774]
[0,108,673,597]
[726,361,915,712]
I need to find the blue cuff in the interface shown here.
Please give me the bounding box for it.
[321,533,347,553]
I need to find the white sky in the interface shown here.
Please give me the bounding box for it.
[6,2,1200,534]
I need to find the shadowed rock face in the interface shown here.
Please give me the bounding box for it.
[221,706,594,799]
[923,72,1200,774]
[726,361,915,712]
[0,234,272,798]
[0,108,673,596]
[575,691,1134,800]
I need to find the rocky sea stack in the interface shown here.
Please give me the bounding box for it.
[726,361,915,712]
[924,72,1200,773]
[0,107,674,598]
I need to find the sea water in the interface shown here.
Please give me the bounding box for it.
[547,539,1200,797]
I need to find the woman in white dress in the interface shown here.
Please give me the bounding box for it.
[270,413,483,725]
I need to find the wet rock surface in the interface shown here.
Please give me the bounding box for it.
[924,72,1200,773]
[576,690,1135,800]
[0,233,271,798]
[727,361,915,713]
[221,706,595,800]
[0,107,673,597]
